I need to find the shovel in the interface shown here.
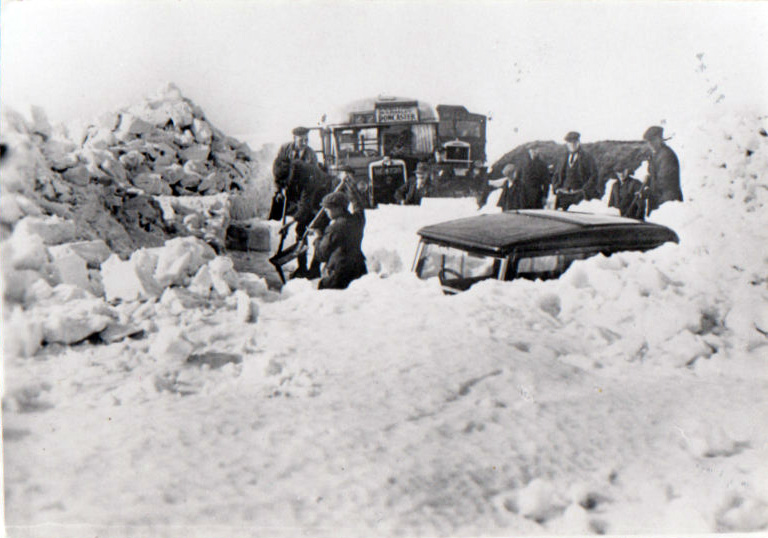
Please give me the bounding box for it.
[268,179,344,284]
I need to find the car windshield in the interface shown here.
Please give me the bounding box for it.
[415,242,500,291]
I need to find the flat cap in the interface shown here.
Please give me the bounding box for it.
[292,126,309,136]
[643,126,665,141]
[321,191,349,210]
[415,162,429,174]
[564,131,581,142]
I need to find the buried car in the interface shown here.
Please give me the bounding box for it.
[412,210,679,293]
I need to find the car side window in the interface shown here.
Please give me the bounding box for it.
[513,254,563,281]
[508,249,600,281]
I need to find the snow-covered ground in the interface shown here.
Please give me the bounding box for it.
[3,111,768,537]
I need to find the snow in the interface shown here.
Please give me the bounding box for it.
[2,109,768,537]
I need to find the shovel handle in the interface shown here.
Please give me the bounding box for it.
[300,179,347,237]
[279,219,297,235]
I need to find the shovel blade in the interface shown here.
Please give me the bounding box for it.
[268,242,308,283]
[269,243,302,266]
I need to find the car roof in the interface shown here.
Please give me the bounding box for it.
[417,210,679,255]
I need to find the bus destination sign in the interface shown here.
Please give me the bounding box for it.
[376,105,419,123]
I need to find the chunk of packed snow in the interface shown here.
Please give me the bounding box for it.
[208,256,238,296]
[188,264,214,297]
[236,272,272,300]
[45,283,91,305]
[179,144,210,162]
[98,322,144,344]
[150,236,216,288]
[234,289,258,323]
[13,215,77,245]
[159,287,206,315]
[54,240,112,267]
[101,251,162,302]
[115,113,153,140]
[47,244,91,292]
[130,172,172,195]
[38,298,115,344]
[2,308,44,358]
[191,119,213,144]
[0,194,25,225]
[149,327,195,363]
[5,228,50,271]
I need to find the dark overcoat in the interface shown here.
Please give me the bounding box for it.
[315,184,368,290]
[553,149,599,199]
[496,179,526,211]
[274,141,318,168]
[315,210,367,290]
[395,179,430,205]
[520,154,551,209]
[284,161,331,234]
[609,177,643,218]
[647,144,683,211]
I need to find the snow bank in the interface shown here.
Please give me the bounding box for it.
[3,108,767,536]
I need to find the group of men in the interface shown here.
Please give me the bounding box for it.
[271,127,367,290]
[270,123,684,289]
[490,126,683,217]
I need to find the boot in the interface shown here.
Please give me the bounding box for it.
[305,257,322,279]
[290,252,310,279]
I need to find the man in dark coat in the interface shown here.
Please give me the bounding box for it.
[273,126,318,172]
[489,163,525,210]
[642,125,683,214]
[519,148,551,209]
[314,179,367,290]
[395,162,431,205]
[608,167,644,218]
[553,131,599,210]
[273,158,331,278]
[273,159,330,232]
[269,126,320,220]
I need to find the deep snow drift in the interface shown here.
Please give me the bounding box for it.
[2,109,768,537]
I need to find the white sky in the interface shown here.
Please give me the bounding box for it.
[2,0,767,161]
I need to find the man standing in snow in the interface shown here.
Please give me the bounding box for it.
[269,126,320,220]
[553,131,599,210]
[273,158,331,278]
[519,147,551,209]
[273,126,318,169]
[314,178,367,290]
[395,162,431,205]
[608,167,644,218]
[642,125,683,215]
[489,163,525,210]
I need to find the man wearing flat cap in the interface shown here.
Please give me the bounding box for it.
[642,125,683,214]
[395,162,432,205]
[553,131,599,210]
[314,175,368,290]
[274,126,318,170]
